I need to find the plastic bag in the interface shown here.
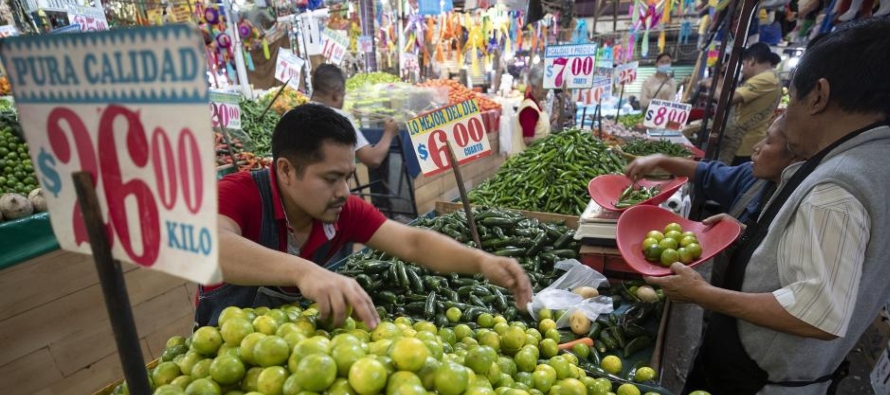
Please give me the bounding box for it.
[527,260,613,327]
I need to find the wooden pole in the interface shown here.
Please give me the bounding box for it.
[614,82,625,123]
[445,141,482,249]
[71,172,151,395]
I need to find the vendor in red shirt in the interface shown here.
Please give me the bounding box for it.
[201,104,532,329]
[513,66,551,152]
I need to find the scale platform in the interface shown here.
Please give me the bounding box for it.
[575,200,620,247]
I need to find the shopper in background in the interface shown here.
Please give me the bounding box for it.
[310,64,399,169]
[640,53,678,109]
[514,65,551,152]
[703,42,782,165]
[204,104,533,329]
[649,19,890,394]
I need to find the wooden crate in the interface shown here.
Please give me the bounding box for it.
[90,359,159,395]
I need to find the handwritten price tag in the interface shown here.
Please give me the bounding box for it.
[321,29,349,65]
[275,49,304,90]
[401,52,419,73]
[0,25,18,38]
[644,99,692,131]
[543,44,598,89]
[407,100,492,176]
[1,26,221,284]
[358,36,373,53]
[209,91,242,130]
[615,61,638,85]
[576,78,612,104]
[67,5,109,32]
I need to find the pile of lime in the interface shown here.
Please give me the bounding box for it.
[114,304,713,395]
[0,121,37,195]
[640,223,703,267]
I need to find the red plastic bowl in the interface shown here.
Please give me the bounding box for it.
[616,205,743,276]
[684,144,705,159]
[587,174,689,212]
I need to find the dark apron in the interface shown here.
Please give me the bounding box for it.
[194,169,338,329]
[683,122,885,395]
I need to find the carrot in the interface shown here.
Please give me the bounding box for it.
[558,337,594,350]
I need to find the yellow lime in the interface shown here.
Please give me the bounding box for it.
[394,317,414,326]
[386,371,423,395]
[532,365,556,393]
[253,315,280,336]
[658,238,678,250]
[393,383,427,395]
[170,375,192,390]
[266,309,289,326]
[370,339,394,357]
[616,383,641,395]
[600,356,622,375]
[561,353,578,367]
[679,236,698,248]
[254,335,290,367]
[176,350,204,375]
[462,337,479,347]
[514,348,538,373]
[502,326,526,351]
[294,336,332,358]
[548,356,571,380]
[686,243,703,259]
[390,337,430,372]
[466,386,497,395]
[678,248,694,264]
[372,322,401,342]
[154,384,185,395]
[438,328,457,346]
[479,331,501,352]
[660,248,680,267]
[454,324,473,341]
[151,361,181,387]
[348,357,388,395]
[539,338,559,359]
[331,333,362,349]
[327,378,358,395]
[241,367,264,392]
[210,355,246,385]
[218,307,248,326]
[538,319,557,334]
[257,366,289,395]
[293,318,317,337]
[191,358,213,379]
[377,356,395,375]
[192,327,223,357]
[645,231,664,241]
[644,245,665,262]
[634,367,656,382]
[558,378,586,395]
[414,321,437,334]
[282,374,304,395]
[591,378,611,395]
[580,377,597,395]
[664,223,683,234]
[418,357,442,390]
[294,354,337,392]
[185,378,221,395]
[434,362,470,395]
[493,322,510,336]
[333,343,367,377]
[446,307,462,323]
[477,313,495,328]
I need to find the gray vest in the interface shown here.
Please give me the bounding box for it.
[737,126,890,394]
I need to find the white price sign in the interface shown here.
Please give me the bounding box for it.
[407,100,491,176]
[576,78,612,104]
[275,49,304,89]
[401,52,419,73]
[67,5,109,32]
[321,29,349,65]
[209,91,242,130]
[643,99,692,131]
[0,25,18,38]
[543,44,598,89]
[1,26,221,284]
[358,36,373,53]
[615,61,638,85]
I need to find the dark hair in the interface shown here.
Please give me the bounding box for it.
[311,64,346,96]
[792,18,890,115]
[743,42,781,66]
[272,104,357,174]
[655,53,672,63]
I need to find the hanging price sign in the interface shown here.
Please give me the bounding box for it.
[0,25,18,38]
[67,5,109,32]
[321,29,349,65]
[615,61,639,85]
[1,26,221,284]
[209,91,242,130]
[358,36,373,53]
[644,99,692,131]
[543,44,598,89]
[576,78,613,104]
[407,99,491,176]
[275,49,304,89]
[401,52,419,73]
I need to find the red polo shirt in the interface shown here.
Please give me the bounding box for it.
[210,169,387,289]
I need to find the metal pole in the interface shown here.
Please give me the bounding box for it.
[222,0,253,97]
[359,0,377,71]
[72,172,151,395]
[694,11,733,149]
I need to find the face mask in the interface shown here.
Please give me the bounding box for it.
[657,65,672,74]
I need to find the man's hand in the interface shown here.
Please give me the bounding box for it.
[644,262,708,304]
[625,154,666,180]
[480,256,533,308]
[703,213,746,231]
[296,265,379,329]
[384,118,399,137]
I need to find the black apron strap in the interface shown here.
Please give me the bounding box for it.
[250,169,280,250]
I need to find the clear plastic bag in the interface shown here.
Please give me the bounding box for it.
[527,260,613,328]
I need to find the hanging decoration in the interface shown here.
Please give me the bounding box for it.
[197,2,235,81]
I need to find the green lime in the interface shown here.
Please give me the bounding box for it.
[660,248,680,267]
[644,245,664,262]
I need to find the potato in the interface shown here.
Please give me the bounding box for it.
[572,286,599,299]
[636,285,660,303]
[569,310,591,335]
